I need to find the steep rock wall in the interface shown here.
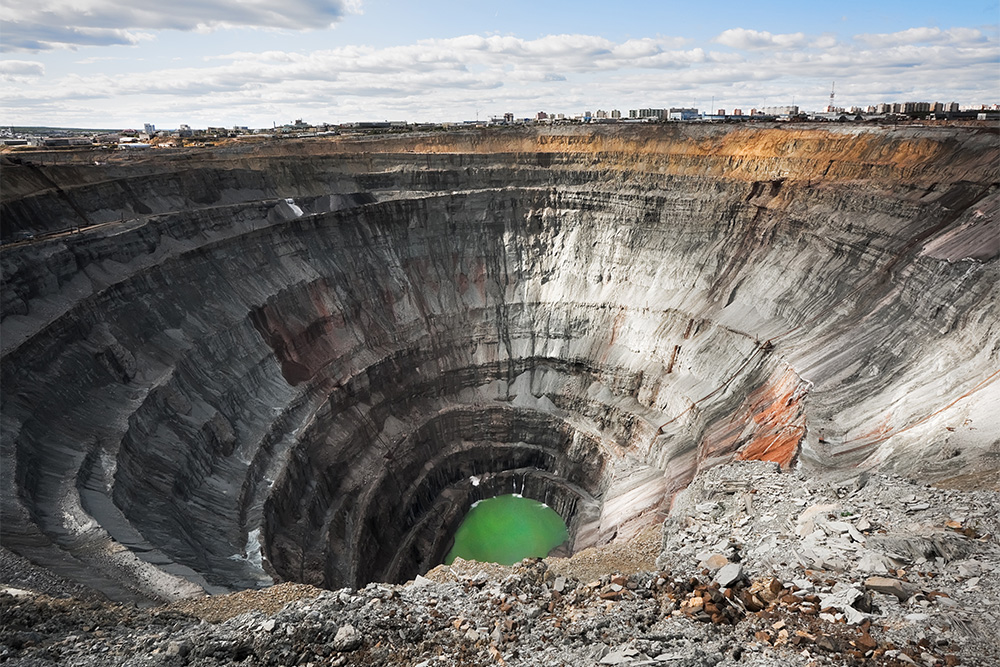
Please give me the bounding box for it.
[1,124,997,601]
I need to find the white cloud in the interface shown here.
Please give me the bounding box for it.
[811,34,838,50]
[855,27,985,48]
[715,28,809,50]
[2,26,153,52]
[0,59,44,81]
[1,0,360,51]
[75,55,135,65]
[206,34,714,78]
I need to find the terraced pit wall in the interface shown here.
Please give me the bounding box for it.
[1,124,997,602]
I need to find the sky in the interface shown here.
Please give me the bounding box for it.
[1,0,997,128]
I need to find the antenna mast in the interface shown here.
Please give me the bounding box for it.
[829,82,835,110]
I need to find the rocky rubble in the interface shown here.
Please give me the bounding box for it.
[658,461,1000,666]
[1,461,997,666]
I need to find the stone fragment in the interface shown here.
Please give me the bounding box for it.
[332,624,362,651]
[825,520,852,533]
[683,596,704,613]
[792,578,814,592]
[885,650,918,665]
[957,560,982,577]
[858,550,889,573]
[701,554,729,570]
[816,635,847,653]
[739,590,765,612]
[600,647,640,665]
[853,472,870,493]
[714,563,743,587]
[797,503,840,536]
[589,645,610,661]
[165,641,192,657]
[553,576,566,593]
[847,524,866,543]
[865,576,917,602]
[819,585,866,625]
[260,619,275,632]
[855,631,878,651]
[695,502,719,514]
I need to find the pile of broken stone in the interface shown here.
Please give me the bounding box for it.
[1,460,997,666]
[656,460,1000,666]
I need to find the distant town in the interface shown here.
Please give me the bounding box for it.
[3,101,998,150]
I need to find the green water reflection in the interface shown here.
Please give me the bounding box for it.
[445,494,568,566]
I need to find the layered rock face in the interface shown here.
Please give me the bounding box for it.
[1,124,997,602]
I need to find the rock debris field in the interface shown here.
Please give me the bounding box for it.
[2,461,998,666]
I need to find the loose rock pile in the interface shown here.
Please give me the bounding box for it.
[658,461,1000,666]
[1,461,997,666]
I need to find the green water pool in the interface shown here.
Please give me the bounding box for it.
[444,494,569,566]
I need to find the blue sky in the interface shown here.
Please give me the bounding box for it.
[1,0,997,128]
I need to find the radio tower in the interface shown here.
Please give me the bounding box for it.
[827,81,836,112]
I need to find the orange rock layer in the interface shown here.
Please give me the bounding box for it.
[698,366,807,470]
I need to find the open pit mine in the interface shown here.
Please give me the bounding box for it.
[1,124,998,666]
